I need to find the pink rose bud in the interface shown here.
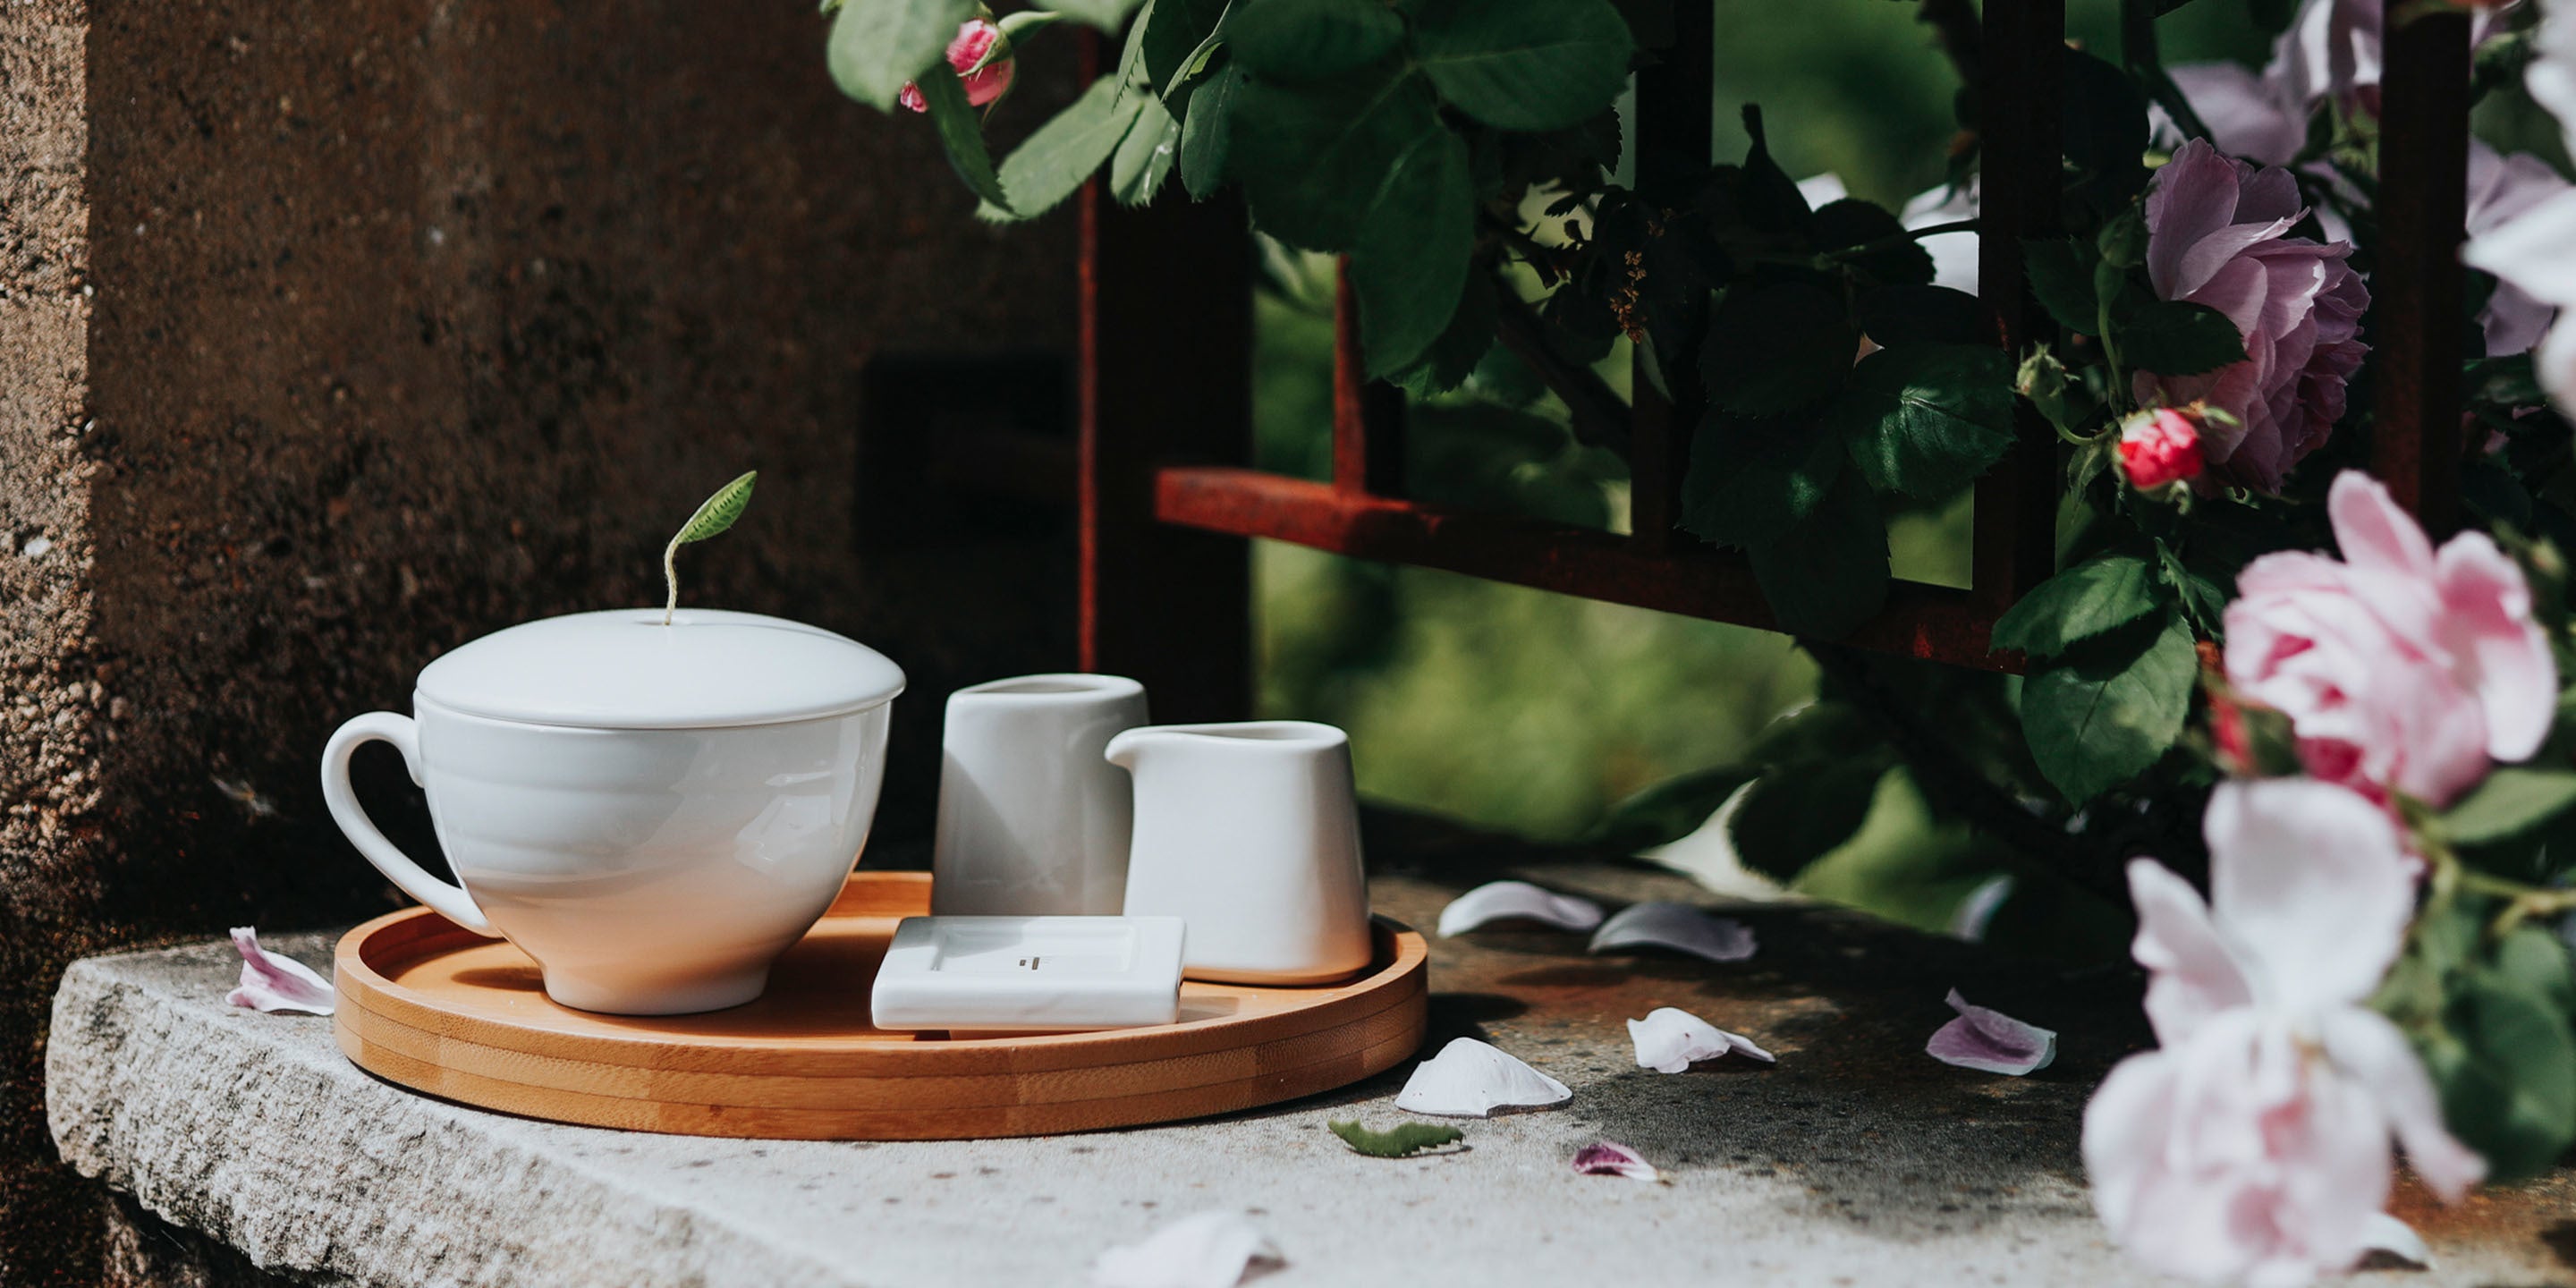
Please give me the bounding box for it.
[897,19,1015,114]
[2117,408,2206,490]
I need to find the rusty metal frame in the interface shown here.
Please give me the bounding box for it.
[1079,1,2472,713]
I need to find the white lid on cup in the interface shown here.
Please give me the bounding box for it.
[415,608,905,730]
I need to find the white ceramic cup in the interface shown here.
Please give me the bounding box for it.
[321,609,902,1015]
[932,674,1148,917]
[1106,720,1372,984]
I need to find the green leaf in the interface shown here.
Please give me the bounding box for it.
[2426,967,2576,1181]
[1409,0,1634,131]
[827,0,975,112]
[663,471,758,623]
[1231,62,1440,250]
[2443,768,2576,846]
[996,8,1069,47]
[1328,1120,1464,1157]
[1041,0,1148,31]
[982,76,1147,224]
[1228,0,1402,79]
[1827,343,2016,500]
[1728,761,1892,883]
[2118,300,2247,377]
[2023,238,2101,335]
[1700,280,1854,417]
[1747,470,1890,639]
[1391,271,1498,397]
[1110,93,1182,206]
[1679,413,1845,550]
[1855,285,1985,349]
[1811,199,1933,287]
[2496,925,2576,1017]
[1352,129,1473,375]
[917,65,1013,212]
[1990,554,2162,659]
[1177,59,1246,198]
[2021,614,2199,803]
[1584,764,1758,853]
[1144,0,1231,90]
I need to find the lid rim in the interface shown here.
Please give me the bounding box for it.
[414,688,902,732]
[412,608,906,732]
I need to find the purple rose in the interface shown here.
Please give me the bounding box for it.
[2132,140,2368,492]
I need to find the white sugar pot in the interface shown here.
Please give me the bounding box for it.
[320,608,905,1015]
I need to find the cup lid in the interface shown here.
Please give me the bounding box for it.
[416,608,905,729]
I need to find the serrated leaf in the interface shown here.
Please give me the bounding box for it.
[1110,93,1182,206]
[1679,412,1845,550]
[2023,238,2100,335]
[918,65,1013,212]
[2119,300,2247,377]
[1176,58,1244,198]
[1352,128,1473,375]
[2443,768,2576,846]
[1040,0,1146,31]
[1811,199,1933,287]
[2021,614,2198,803]
[1728,761,1892,883]
[827,0,976,112]
[1700,280,1854,417]
[1228,0,1402,79]
[1391,271,1499,397]
[981,75,1146,224]
[1827,343,2016,500]
[2426,967,2576,1181]
[1328,1120,1464,1157]
[1990,554,2162,659]
[1746,470,1889,639]
[1231,62,1439,250]
[1143,0,1230,90]
[673,471,758,547]
[1409,0,1634,131]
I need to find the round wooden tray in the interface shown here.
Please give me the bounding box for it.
[332,871,1428,1140]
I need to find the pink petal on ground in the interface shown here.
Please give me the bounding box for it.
[1572,1141,1664,1182]
[1393,1038,1572,1117]
[1089,1211,1281,1288]
[1927,988,2055,1075]
[1588,902,1755,963]
[1627,1006,1775,1073]
[224,927,335,1016]
[1437,881,1605,937]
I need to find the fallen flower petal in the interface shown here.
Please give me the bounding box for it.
[1437,880,1605,937]
[1589,901,1756,963]
[1628,1006,1775,1073]
[1572,1140,1663,1182]
[2362,1213,2432,1269]
[1393,1037,1572,1117]
[1927,988,2055,1075]
[1089,1210,1280,1288]
[225,927,335,1016]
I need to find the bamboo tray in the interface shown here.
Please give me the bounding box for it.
[332,871,1429,1140]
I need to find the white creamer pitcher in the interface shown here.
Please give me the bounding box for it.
[1105,720,1372,985]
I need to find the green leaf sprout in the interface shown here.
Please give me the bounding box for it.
[1326,1120,1464,1157]
[662,470,757,625]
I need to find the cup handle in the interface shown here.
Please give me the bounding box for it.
[321,712,492,933]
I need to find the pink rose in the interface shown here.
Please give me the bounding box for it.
[2224,471,2555,807]
[2117,407,2207,491]
[897,20,1014,114]
[2133,140,2368,493]
[2085,781,2484,1286]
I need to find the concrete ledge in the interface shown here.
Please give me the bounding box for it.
[46,864,2576,1287]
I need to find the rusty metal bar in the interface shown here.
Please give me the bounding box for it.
[1079,45,1255,720]
[1970,0,2065,610]
[2372,1,2471,533]
[1625,0,1715,552]
[1156,464,2020,672]
[1331,264,1405,496]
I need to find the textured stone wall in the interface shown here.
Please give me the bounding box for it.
[1,0,1082,1278]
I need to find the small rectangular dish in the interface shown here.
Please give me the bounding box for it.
[869,914,1187,1033]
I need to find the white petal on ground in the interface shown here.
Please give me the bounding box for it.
[2361,1213,2433,1269]
[224,927,335,1016]
[1437,881,1605,937]
[1926,988,2055,1075]
[1627,1006,1775,1073]
[1571,1141,1663,1182]
[1589,901,1756,963]
[1089,1211,1281,1288]
[1393,1037,1572,1117]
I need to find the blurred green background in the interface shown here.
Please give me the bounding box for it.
[1249,0,2271,851]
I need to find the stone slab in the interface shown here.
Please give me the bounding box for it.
[48,860,2576,1287]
